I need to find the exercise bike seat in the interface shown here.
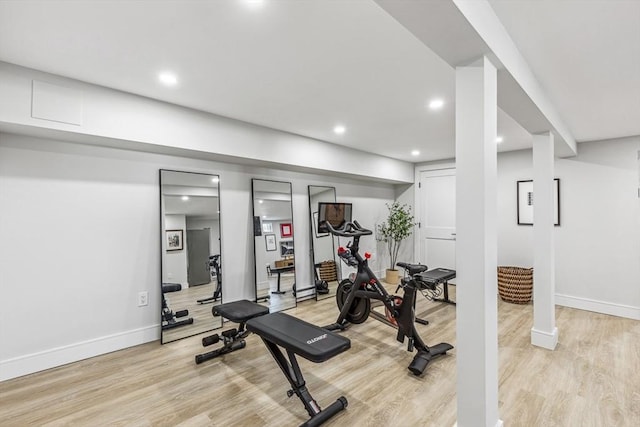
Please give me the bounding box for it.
[396,262,428,276]
[246,312,350,363]
[213,299,269,322]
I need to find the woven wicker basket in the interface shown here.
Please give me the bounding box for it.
[319,260,338,282]
[497,266,533,304]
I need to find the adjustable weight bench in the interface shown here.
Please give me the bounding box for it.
[247,312,350,427]
[195,300,350,427]
[417,268,457,305]
[195,299,269,364]
[161,283,194,331]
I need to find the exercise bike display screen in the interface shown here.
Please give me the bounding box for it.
[317,202,352,233]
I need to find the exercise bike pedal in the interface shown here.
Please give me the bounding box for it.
[287,389,295,398]
[202,334,220,347]
[221,328,238,338]
[175,309,189,318]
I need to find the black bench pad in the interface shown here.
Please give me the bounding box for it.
[162,283,182,293]
[246,312,350,363]
[417,268,456,285]
[213,299,269,322]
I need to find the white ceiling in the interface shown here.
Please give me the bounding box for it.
[0,0,637,164]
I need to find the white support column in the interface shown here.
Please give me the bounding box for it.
[455,56,502,427]
[531,132,559,349]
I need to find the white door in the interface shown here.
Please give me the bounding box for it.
[419,169,456,277]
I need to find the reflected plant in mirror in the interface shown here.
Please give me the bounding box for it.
[160,170,222,343]
[251,179,297,313]
[308,186,341,301]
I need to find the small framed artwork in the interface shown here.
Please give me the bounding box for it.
[166,229,184,251]
[262,222,273,233]
[313,212,329,238]
[517,178,560,226]
[265,234,277,251]
[280,223,293,238]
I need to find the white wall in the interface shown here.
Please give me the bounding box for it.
[163,214,188,286]
[0,132,398,380]
[498,137,640,319]
[0,61,414,184]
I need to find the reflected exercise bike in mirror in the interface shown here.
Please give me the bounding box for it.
[160,170,222,343]
[251,179,297,313]
[308,186,341,301]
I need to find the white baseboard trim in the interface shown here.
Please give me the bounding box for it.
[531,326,559,350]
[0,324,160,382]
[555,293,640,320]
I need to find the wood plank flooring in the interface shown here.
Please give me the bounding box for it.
[1,288,639,426]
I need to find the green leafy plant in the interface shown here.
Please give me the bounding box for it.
[377,202,415,271]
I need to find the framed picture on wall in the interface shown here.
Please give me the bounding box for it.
[166,229,184,251]
[313,212,329,238]
[517,178,560,226]
[280,223,292,238]
[262,222,273,233]
[265,234,277,251]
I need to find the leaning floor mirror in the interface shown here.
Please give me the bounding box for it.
[252,179,297,313]
[160,170,222,343]
[308,186,341,300]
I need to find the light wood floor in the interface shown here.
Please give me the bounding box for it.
[1,288,639,426]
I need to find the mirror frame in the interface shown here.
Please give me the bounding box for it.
[251,178,297,312]
[308,186,341,301]
[160,169,222,344]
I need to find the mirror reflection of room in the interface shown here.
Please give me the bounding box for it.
[251,179,296,313]
[308,186,341,301]
[160,170,222,343]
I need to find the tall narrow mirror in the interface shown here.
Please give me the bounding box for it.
[160,170,222,343]
[308,186,341,300]
[252,179,297,313]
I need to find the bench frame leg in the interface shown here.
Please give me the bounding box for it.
[433,280,456,305]
[259,338,348,427]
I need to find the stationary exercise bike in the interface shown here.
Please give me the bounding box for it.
[197,254,222,304]
[322,217,453,375]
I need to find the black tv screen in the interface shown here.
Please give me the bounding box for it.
[317,202,352,234]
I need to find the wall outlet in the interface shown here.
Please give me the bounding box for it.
[138,291,148,307]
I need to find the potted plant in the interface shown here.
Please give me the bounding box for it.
[377,202,415,284]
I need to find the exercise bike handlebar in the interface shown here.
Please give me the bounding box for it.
[323,220,373,238]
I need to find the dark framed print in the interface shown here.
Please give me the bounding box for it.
[265,234,277,251]
[280,223,292,238]
[517,178,560,226]
[166,229,184,251]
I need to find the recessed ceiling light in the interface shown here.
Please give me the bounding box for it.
[411,150,420,156]
[181,196,189,201]
[258,199,263,204]
[496,136,504,143]
[158,72,178,86]
[244,0,265,9]
[211,177,219,183]
[333,125,346,135]
[428,99,444,110]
